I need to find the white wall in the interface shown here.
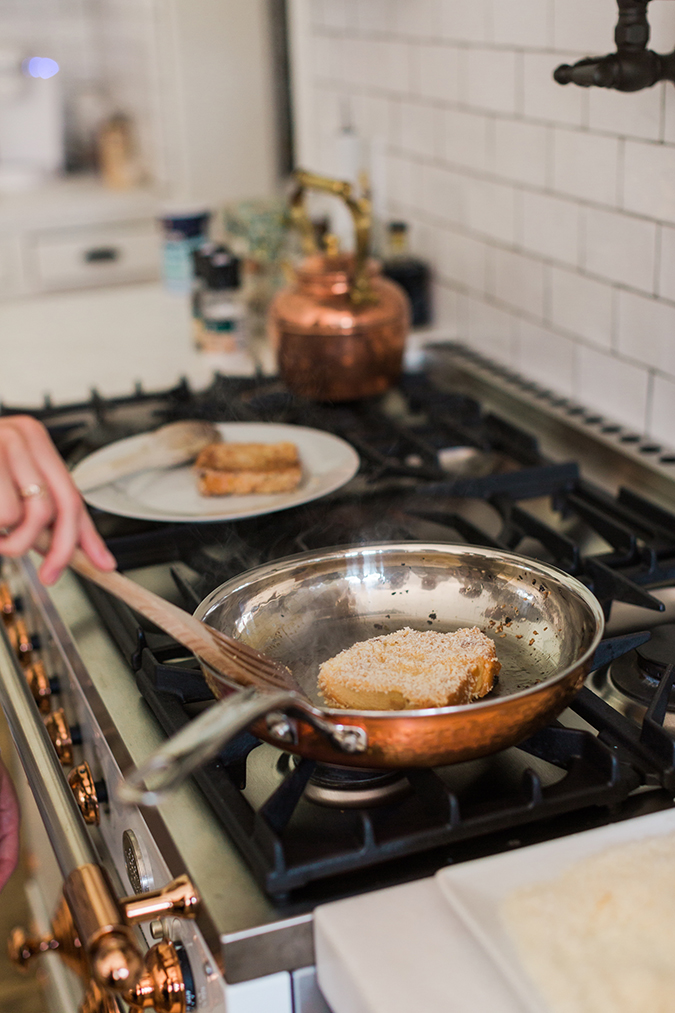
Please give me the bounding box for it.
[152,0,278,207]
[294,0,675,442]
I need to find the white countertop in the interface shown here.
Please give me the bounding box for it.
[0,281,257,407]
[0,280,453,409]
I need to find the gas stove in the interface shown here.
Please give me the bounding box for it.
[3,343,675,1013]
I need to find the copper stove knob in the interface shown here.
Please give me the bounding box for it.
[7,897,87,979]
[7,617,33,661]
[79,980,120,1013]
[45,707,81,765]
[124,939,190,1013]
[68,761,108,826]
[0,581,15,623]
[25,660,56,714]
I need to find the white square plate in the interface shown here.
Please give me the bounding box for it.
[435,807,675,1012]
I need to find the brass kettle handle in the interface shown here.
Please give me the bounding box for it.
[289,168,375,305]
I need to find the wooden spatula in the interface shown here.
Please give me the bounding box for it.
[67,545,297,693]
[72,420,221,493]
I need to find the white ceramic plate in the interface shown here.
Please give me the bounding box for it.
[435,807,675,1013]
[72,422,360,523]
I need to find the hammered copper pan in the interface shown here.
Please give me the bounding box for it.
[118,543,604,805]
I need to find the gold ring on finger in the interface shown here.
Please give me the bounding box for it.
[19,484,44,500]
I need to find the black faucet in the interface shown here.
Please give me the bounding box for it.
[554,0,675,92]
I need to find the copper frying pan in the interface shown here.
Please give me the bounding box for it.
[118,543,604,806]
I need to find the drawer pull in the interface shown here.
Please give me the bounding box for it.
[84,247,120,264]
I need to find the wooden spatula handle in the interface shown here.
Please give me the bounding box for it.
[66,545,228,673]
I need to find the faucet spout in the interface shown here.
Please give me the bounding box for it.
[554,0,675,92]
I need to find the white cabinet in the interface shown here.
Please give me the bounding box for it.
[30,220,159,291]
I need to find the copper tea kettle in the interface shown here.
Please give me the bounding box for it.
[269,170,410,402]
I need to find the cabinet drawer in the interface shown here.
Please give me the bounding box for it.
[31,221,160,290]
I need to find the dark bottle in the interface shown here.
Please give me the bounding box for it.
[382,222,431,328]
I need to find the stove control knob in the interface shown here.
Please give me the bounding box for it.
[124,939,195,1012]
[25,661,60,714]
[7,617,33,662]
[7,897,87,979]
[45,708,81,765]
[68,762,107,826]
[0,582,15,623]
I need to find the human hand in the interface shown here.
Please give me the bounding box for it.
[0,415,116,584]
[0,756,19,892]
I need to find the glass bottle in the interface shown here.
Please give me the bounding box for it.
[382,222,432,328]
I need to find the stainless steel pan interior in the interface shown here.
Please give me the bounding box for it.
[118,544,604,806]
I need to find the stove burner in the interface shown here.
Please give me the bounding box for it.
[304,763,410,808]
[607,624,675,712]
[636,626,675,682]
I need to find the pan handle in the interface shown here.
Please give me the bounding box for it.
[116,688,296,806]
[116,688,370,806]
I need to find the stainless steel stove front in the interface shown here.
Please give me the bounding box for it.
[0,554,326,1013]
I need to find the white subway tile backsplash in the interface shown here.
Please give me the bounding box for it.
[313,35,334,80]
[351,93,392,139]
[649,372,675,447]
[520,191,580,266]
[458,294,517,363]
[492,0,552,49]
[522,52,587,128]
[436,229,487,292]
[489,247,546,317]
[419,163,468,223]
[576,347,649,431]
[644,1,675,52]
[354,0,391,34]
[588,85,663,143]
[515,319,576,396]
[459,48,518,116]
[433,281,459,330]
[373,40,414,93]
[466,178,517,244]
[584,207,657,293]
[657,224,675,302]
[440,0,489,45]
[552,128,620,207]
[493,118,549,188]
[392,0,444,38]
[387,152,415,207]
[442,108,490,172]
[323,0,350,30]
[663,84,675,146]
[623,140,675,223]
[552,0,618,55]
[415,43,460,105]
[549,268,613,349]
[617,290,675,376]
[400,101,440,158]
[303,0,675,434]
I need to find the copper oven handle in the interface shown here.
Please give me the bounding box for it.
[117,685,369,807]
[0,616,144,992]
[289,168,374,305]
